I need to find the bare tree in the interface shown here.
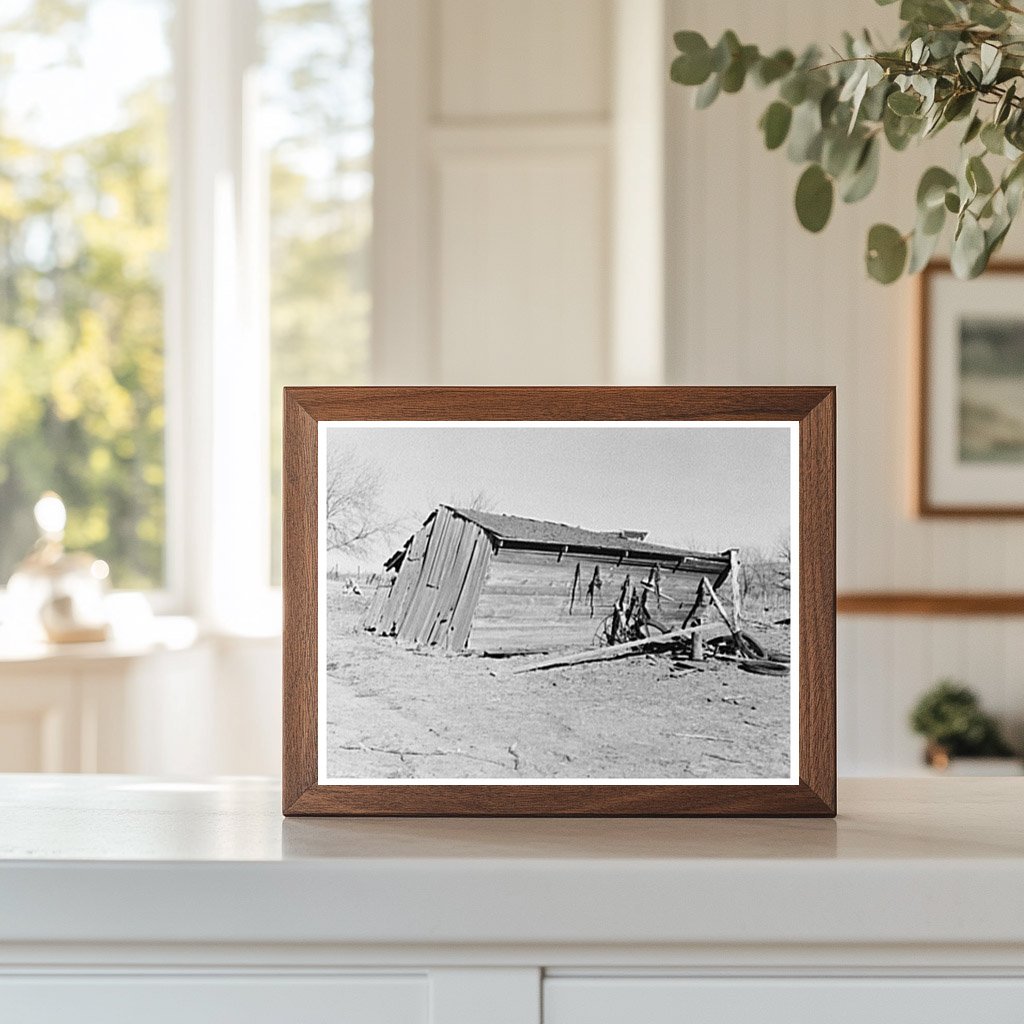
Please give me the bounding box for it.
[738,545,773,608]
[458,488,496,511]
[775,531,791,593]
[737,543,791,620]
[324,446,400,556]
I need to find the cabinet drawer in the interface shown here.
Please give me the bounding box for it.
[544,977,1024,1024]
[0,974,428,1024]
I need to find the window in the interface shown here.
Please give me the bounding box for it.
[0,0,374,614]
[0,0,172,589]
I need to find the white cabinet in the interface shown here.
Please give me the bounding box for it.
[544,978,1024,1024]
[0,975,428,1024]
[2,777,1023,1024]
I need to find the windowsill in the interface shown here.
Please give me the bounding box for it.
[0,616,202,666]
[0,580,284,659]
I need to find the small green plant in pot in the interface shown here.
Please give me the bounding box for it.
[909,680,1015,768]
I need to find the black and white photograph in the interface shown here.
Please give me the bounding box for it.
[317,422,798,785]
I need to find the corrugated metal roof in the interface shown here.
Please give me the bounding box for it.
[444,505,727,561]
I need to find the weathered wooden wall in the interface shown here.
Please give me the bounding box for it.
[363,508,493,650]
[467,546,729,652]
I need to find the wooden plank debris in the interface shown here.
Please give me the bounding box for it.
[511,623,722,674]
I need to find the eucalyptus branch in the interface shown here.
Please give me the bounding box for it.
[670,0,1024,282]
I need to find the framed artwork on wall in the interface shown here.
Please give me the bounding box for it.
[282,387,836,817]
[918,261,1024,517]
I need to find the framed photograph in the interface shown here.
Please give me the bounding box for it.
[283,387,835,816]
[918,261,1024,516]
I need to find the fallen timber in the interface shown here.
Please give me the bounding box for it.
[511,623,727,675]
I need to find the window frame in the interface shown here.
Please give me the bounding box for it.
[166,0,279,632]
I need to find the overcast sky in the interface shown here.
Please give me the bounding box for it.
[323,424,793,572]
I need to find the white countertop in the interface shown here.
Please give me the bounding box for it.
[2,775,1022,950]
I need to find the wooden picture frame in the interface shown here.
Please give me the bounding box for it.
[283,387,836,817]
[917,260,1024,517]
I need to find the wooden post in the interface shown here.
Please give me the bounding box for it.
[729,547,742,625]
[691,631,704,661]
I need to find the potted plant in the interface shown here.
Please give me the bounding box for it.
[670,0,1024,283]
[909,680,1020,773]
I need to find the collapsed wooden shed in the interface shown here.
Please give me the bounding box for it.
[362,505,735,654]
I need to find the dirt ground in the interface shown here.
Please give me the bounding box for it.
[324,581,792,781]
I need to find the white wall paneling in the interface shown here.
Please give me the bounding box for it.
[544,977,1024,1024]
[665,0,1024,774]
[371,0,436,385]
[0,637,282,777]
[611,0,666,384]
[436,0,610,120]
[436,143,608,384]
[374,0,665,386]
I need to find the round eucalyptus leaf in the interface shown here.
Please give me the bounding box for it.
[671,32,712,86]
[721,44,758,93]
[981,122,1005,156]
[754,49,795,87]
[795,164,834,233]
[952,212,986,279]
[694,73,721,110]
[944,190,960,214]
[883,106,919,151]
[779,74,807,106]
[866,223,907,284]
[967,155,995,196]
[787,101,823,162]
[970,1,1009,29]
[920,199,945,236]
[860,79,891,123]
[962,116,983,145]
[917,166,957,211]
[944,92,975,123]
[980,41,1002,86]
[819,85,841,125]
[760,101,792,150]
[822,129,861,178]
[674,29,707,53]
[887,90,920,116]
[927,31,961,61]
[842,137,880,203]
[709,30,740,75]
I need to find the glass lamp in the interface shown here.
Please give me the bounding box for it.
[5,493,111,644]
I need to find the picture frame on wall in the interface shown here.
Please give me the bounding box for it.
[282,387,836,817]
[918,261,1024,517]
